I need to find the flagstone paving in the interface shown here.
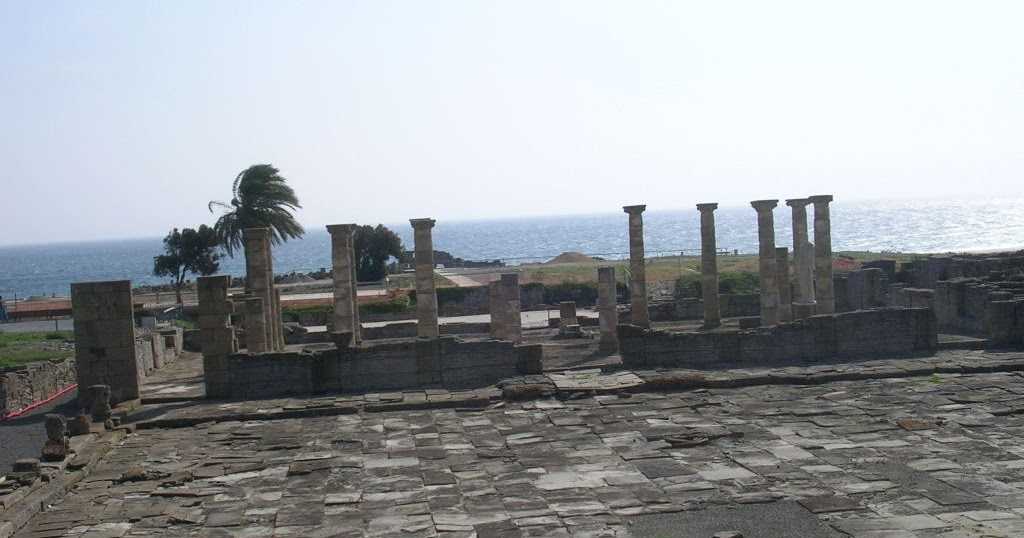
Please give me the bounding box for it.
[17,367,1024,537]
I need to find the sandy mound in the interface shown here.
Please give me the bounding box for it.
[545,252,597,264]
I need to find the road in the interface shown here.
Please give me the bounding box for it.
[0,387,78,471]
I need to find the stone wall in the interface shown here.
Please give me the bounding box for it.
[903,252,1024,289]
[0,359,76,418]
[834,268,888,312]
[921,277,1024,338]
[133,327,184,375]
[70,280,141,406]
[206,336,541,400]
[619,308,937,370]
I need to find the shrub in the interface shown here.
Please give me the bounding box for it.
[360,295,412,315]
[673,271,760,300]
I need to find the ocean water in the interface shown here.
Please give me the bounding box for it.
[1,198,1022,299]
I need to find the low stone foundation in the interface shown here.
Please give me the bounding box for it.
[204,336,542,400]
[619,308,937,370]
[0,359,76,418]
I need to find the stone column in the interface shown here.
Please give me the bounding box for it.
[810,195,835,314]
[785,198,816,306]
[244,297,267,353]
[697,203,721,328]
[751,200,780,326]
[326,224,359,344]
[243,228,276,350]
[597,266,619,353]
[559,301,578,327]
[410,218,439,338]
[196,275,237,399]
[775,247,793,322]
[71,280,140,407]
[273,288,285,350]
[501,273,522,343]
[622,205,649,327]
[489,281,507,340]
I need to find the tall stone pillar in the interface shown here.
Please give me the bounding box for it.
[410,218,439,338]
[243,228,276,350]
[489,281,507,340]
[785,198,816,306]
[751,200,780,326]
[502,273,522,343]
[597,266,619,353]
[622,205,649,328]
[775,247,793,322]
[326,224,360,344]
[810,195,835,314]
[697,203,721,328]
[197,275,237,399]
[273,288,284,350]
[71,280,141,407]
[243,297,267,353]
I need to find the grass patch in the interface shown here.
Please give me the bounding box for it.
[0,331,75,369]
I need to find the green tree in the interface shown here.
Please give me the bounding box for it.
[354,225,404,282]
[208,164,304,256]
[153,225,222,305]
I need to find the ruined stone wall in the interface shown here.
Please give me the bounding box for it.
[619,308,937,370]
[988,299,1024,347]
[70,280,140,406]
[834,268,888,313]
[0,359,76,418]
[919,277,1024,338]
[904,253,1024,289]
[206,336,540,400]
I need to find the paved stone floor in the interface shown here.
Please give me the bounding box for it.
[18,367,1024,537]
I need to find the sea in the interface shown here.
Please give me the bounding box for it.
[1,198,1022,299]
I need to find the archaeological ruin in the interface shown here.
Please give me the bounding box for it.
[8,195,1024,538]
[44,194,1024,406]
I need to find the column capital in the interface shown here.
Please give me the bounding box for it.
[409,218,436,230]
[326,223,357,235]
[785,198,810,207]
[696,203,718,212]
[622,204,646,215]
[750,199,778,212]
[808,194,834,204]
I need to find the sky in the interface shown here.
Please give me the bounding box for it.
[1,0,1022,246]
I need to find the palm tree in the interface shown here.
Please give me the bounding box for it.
[208,164,305,256]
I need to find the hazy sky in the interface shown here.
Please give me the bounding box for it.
[1,1,1022,246]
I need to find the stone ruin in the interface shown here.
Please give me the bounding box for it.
[198,222,542,399]
[64,194,1014,401]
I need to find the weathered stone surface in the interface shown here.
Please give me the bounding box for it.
[44,413,66,442]
[751,200,780,326]
[697,203,721,328]
[810,195,835,314]
[597,266,619,353]
[71,280,140,406]
[410,218,439,338]
[88,384,111,421]
[68,414,91,436]
[326,223,361,344]
[23,360,1024,537]
[623,204,649,327]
